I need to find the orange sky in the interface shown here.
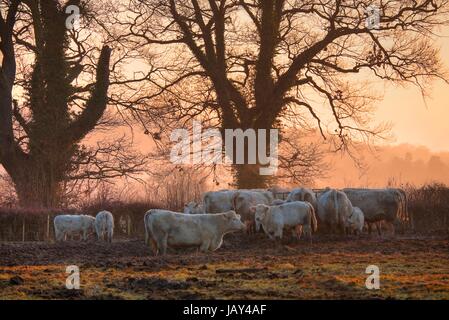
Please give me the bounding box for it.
[375,27,449,152]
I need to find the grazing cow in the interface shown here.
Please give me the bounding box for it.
[202,190,237,213]
[143,210,245,255]
[347,207,365,235]
[184,202,206,215]
[54,215,95,242]
[232,190,274,234]
[271,199,285,206]
[251,201,317,242]
[286,188,318,211]
[95,210,114,243]
[342,188,406,235]
[317,189,353,234]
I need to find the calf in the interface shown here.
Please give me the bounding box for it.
[251,201,317,242]
[347,207,365,235]
[144,210,246,255]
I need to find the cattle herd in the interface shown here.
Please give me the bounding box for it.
[52,187,409,256]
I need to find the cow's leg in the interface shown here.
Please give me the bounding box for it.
[303,225,312,244]
[388,221,396,238]
[376,222,382,237]
[150,239,158,256]
[338,223,345,236]
[199,239,211,253]
[157,234,168,255]
[274,226,284,245]
[245,220,255,235]
[295,225,303,241]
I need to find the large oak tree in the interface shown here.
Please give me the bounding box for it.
[109,0,449,188]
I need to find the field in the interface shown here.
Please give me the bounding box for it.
[0,234,448,300]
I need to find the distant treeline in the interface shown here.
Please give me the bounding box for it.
[317,144,449,188]
[0,184,448,241]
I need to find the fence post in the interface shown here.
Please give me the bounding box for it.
[22,220,25,242]
[47,214,50,240]
[127,215,131,237]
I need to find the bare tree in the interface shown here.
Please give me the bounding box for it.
[0,0,146,208]
[104,0,448,189]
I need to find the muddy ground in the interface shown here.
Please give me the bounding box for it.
[0,234,448,300]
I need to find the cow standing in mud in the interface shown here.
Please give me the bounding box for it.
[144,209,246,255]
[343,188,408,235]
[252,201,317,242]
[286,188,318,211]
[95,211,114,243]
[317,189,353,235]
[54,215,96,242]
[232,190,274,234]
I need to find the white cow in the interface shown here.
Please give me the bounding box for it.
[183,201,206,215]
[144,209,246,255]
[232,190,274,234]
[202,190,237,213]
[347,207,365,235]
[54,215,95,241]
[286,188,318,211]
[251,201,317,242]
[95,210,114,243]
[342,188,406,235]
[317,189,353,234]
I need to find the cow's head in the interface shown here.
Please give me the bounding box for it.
[222,210,246,232]
[251,204,270,232]
[184,202,204,214]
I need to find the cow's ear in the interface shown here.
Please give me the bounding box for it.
[249,206,256,213]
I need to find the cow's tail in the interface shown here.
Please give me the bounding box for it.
[309,203,317,233]
[144,210,153,246]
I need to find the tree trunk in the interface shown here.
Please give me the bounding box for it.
[9,161,64,208]
[233,164,274,189]
[227,127,278,189]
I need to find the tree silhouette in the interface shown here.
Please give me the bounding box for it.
[0,0,146,207]
[107,0,449,188]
